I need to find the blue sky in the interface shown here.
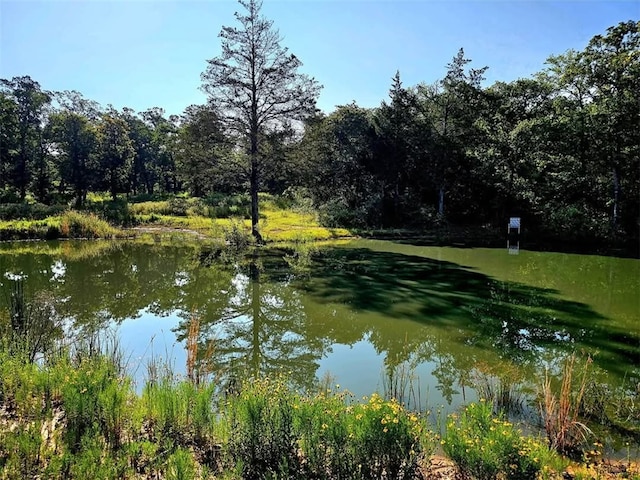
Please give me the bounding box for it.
[1,0,637,116]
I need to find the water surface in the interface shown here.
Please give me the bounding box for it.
[1,239,638,414]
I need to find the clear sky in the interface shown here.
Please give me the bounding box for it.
[1,0,637,116]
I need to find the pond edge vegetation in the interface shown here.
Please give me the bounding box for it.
[1,288,639,480]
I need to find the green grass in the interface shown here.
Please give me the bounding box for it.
[0,217,62,240]
[0,193,354,242]
[442,400,562,480]
[0,212,122,240]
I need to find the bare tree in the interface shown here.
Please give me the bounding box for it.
[201,0,321,241]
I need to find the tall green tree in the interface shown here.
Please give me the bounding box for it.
[141,108,179,194]
[582,21,640,234]
[372,72,432,226]
[473,78,554,224]
[201,0,321,240]
[0,76,51,200]
[120,108,157,196]
[0,92,18,195]
[298,104,379,227]
[96,110,134,201]
[175,103,231,196]
[47,91,100,207]
[419,49,487,218]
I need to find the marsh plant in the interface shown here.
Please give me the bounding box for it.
[220,377,432,480]
[443,400,554,480]
[539,354,593,456]
[471,363,525,416]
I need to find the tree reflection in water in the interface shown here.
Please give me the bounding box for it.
[1,240,638,403]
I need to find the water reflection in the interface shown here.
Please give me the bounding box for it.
[0,240,638,403]
[173,257,329,391]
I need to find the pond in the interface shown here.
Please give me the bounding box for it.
[1,239,639,441]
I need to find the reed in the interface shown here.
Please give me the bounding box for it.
[186,314,200,384]
[540,354,593,456]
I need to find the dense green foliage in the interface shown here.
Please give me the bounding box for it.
[443,401,551,479]
[1,18,638,246]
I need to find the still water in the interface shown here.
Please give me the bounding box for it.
[1,239,639,416]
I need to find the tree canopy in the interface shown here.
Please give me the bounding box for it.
[1,15,638,247]
[201,0,321,240]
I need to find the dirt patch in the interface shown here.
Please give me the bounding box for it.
[420,455,462,479]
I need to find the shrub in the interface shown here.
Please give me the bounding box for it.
[223,218,251,252]
[350,393,427,480]
[167,198,190,216]
[166,448,196,480]
[443,400,548,480]
[202,193,251,218]
[0,203,67,220]
[222,379,431,480]
[86,198,133,226]
[225,377,299,480]
[60,211,119,238]
[0,423,44,478]
[318,198,368,228]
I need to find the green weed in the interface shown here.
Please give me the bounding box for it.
[443,400,552,480]
[60,211,120,238]
[166,448,197,480]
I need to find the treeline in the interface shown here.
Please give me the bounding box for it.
[1,20,638,242]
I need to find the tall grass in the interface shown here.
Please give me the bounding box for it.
[60,211,120,238]
[540,354,593,457]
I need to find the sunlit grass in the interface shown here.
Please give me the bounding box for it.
[131,197,353,242]
[128,201,172,216]
[133,213,216,232]
[0,217,61,240]
[0,212,124,240]
[0,193,353,242]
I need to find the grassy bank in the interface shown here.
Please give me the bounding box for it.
[0,193,351,243]
[0,346,561,480]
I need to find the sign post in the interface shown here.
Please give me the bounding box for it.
[507,217,521,254]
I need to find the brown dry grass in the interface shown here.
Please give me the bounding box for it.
[186,314,200,384]
[540,354,593,456]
